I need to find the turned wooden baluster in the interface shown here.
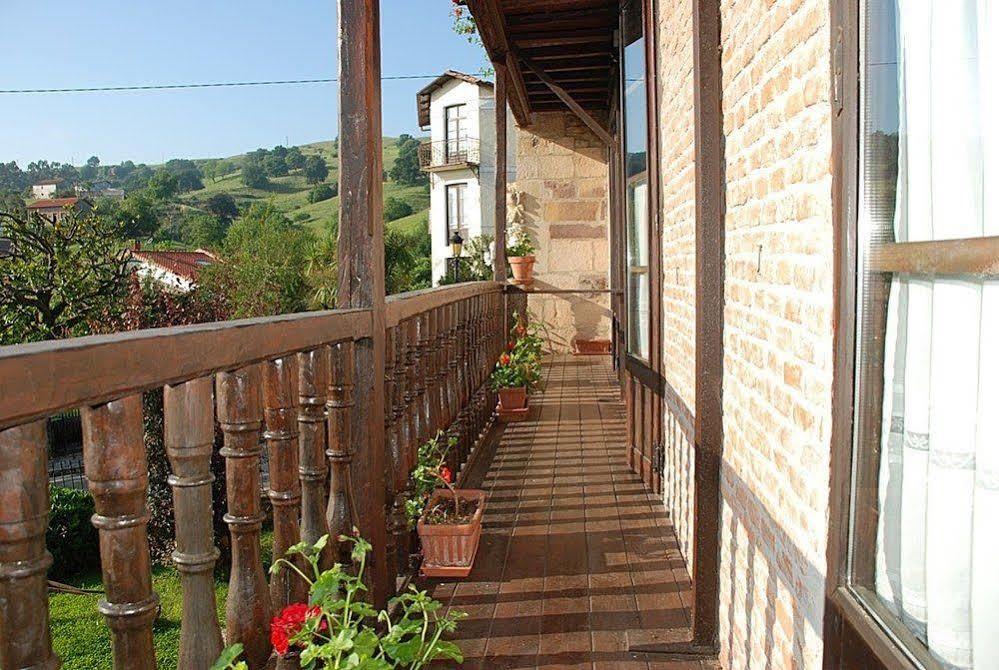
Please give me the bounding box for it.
[0,420,59,670]
[403,318,420,449]
[264,356,307,615]
[446,302,460,429]
[327,341,358,565]
[393,322,411,465]
[457,299,473,464]
[81,396,158,670]
[216,366,271,670]
[414,313,429,447]
[164,378,224,669]
[425,307,442,437]
[298,348,333,569]
[383,326,402,581]
[434,306,450,436]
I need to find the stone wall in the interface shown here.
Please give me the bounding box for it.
[510,112,612,352]
[652,0,835,667]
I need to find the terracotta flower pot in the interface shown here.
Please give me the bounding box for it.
[508,255,536,285]
[497,386,527,411]
[572,338,612,356]
[418,488,486,578]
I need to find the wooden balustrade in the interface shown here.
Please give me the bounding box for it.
[0,282,507,669]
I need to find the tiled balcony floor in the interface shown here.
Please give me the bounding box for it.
[428,355,717,669]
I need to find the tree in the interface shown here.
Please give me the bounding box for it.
[263,154,289,177]
[245,148,269,165]
[123,164,155,192]
[303,155,329,184]
[146,170,179,200]
[383,197,413,222]
[205,193,239,221]
[163,159,204,192]
[106,193,159,239]
[286,147,306,170]
[201,203,314,317]
[80,156,101,181]
[307,183,337,203]
[0,161,27,193]
[242,163,269,189]
[0,192,25,217]
[389,135,428,187]
[271,145,289,159]
[0,208,131,344]
[180,212,229,249]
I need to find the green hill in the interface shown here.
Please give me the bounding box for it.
[179,138,428,236]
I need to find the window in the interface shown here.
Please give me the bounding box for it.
[621,0,650,361]
[848,1,997,667]
[444,104,467,162]
[445,183,467,245]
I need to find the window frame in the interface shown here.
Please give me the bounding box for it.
[826,1,999,668]
[444,104,467,162]
[444,181,468,247]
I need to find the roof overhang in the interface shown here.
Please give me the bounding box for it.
[416,70,493,129]
[462,0,618,130]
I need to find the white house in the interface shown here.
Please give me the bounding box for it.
[128,247,217,293]
[31,179,61,199]
[416,71,517,284]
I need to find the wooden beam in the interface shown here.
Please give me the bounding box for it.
[494,61,509,282]
[505,8,616,31]
[337,0,389,608]
[692,0,724,649]
[516,47,614,146]
[511,29,614,49]
[464,0,532,126]
[868,236,999,276]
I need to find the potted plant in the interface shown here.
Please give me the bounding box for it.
[212,534,465,670]
[405,433,487,578]
[489,314,544,419]
[506,222,536,285]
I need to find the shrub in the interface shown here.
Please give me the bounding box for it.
[242,164,269,189]
[383,197,413,222]
[307,183,336,204]
[47,486,100,578]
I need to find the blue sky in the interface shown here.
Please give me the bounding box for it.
[0,1,487,166]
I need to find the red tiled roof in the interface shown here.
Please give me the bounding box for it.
[130,250,217,283]
[33,178,63,186]
[27,197,80,209]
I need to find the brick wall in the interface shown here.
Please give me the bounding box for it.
[654,0,697,565]
[510,112,612,352]
[717,0,834,667]
[652,0,835,667]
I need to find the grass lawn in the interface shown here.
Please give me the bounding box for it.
[51,532,274,669]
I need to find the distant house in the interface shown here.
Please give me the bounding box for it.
[26,197,90,222]
[75,182,125,200]
[31,179,62,199]
[128,245,218,293]
[416,70,517,284]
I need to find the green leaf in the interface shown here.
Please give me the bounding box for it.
[210,644,245,670]
[431,640,464,662]
[310,566,344,605]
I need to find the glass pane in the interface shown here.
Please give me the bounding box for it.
[622,0,650,361]
[851,1,997,667]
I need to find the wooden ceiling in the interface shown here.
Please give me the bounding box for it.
[464,0,619,124]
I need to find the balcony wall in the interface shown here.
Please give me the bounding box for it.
[510,112,612,352]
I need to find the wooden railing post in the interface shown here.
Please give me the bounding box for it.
[164,378,224,669]
[327,341,357,565]
[216,366,271,670]
[338,0,390,607]
[384,326,403,582]
[298,348,333,569]
[81,396,158,670]
[494,61,509,283]
[404,318,421,448]
[413,314,428,448]
[434,306,449,436]
[264,356,307,613]
[0,420,59,670]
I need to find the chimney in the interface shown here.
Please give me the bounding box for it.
[133,240,141,251]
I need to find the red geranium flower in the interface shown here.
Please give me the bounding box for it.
[515,324,527,337]
[507,340,515,351]
[440,466,453,484]
[499,353,511,366]
[271,603,323,655]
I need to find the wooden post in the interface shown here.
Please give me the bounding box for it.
[337,0,389,606]
[0,420,59,670]
[494,61,509,283]
[216,366,271,669]
[298,348,333,569]
[82,396,158,670]
[263,356,306,612]
[164,378,224,669]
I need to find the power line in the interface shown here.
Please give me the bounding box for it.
[0,75,444,95]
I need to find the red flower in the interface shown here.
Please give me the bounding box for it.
[440,466,453,484]
[507,340,515,351]
[499,353,511,366]
[515,324,527,337]
[270,603,323,655]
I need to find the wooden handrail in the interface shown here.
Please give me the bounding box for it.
[385,281,503,327]
[0,308,371,430]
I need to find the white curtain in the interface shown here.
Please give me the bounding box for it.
[873,0,997,668]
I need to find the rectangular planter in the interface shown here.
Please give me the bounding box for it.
[497,386,527,410]
[572,338,612,355]
[417,488,486,578]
